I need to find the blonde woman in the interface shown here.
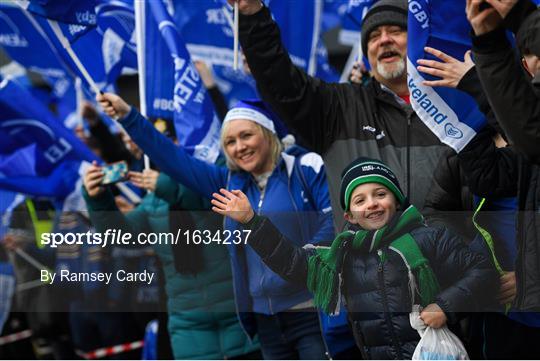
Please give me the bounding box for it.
[98,93,334,359]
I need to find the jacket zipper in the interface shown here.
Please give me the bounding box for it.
[377,249,404,359]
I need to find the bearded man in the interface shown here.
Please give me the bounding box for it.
[233,0,450,230]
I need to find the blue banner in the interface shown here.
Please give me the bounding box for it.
[147,0,221,163]
[0,79,97,197]
[174,0,326,76]
[173,1,235,67]
[14,0,137,95]
[0,3,74,99]
[338,0,374,46]
[407,0,486,151]
[23,0,98,26]
[140,0,175,119]
[267,0,323,75]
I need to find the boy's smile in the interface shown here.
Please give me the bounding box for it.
[345,183,397,230]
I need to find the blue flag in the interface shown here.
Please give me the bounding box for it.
[407,0,486,151]
[0,3,74,99]
[322,0,348,31]
[338,0,374,46]
[22,0,98,26]
[175,1,328,76]
[147,0,221,163]
[139,0,175,120]
[267,0,323,75]
[173,1,236,67]
[0,79,97,198]
[16,0,137,94]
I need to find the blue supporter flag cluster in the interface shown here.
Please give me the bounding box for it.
[407,0,486,151]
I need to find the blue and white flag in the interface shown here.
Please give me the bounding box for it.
[20,0,98,26]
[407,0,486,152]
[175,1,326,76]
[138,0,175,119]
[315,39,340,82]
[174,1,236,67]
[266,0,323,75]
[16,0,137,94]
[338,0,374,46]
[0,3,73,99]
[0,79,96,199]
[147,0,221,163]
[322,0,348,32]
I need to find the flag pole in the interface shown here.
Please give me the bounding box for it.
[233,1,239,70]
[47,20,102,95]
[134,0,151,170]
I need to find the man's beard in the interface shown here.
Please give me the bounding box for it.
[376,57,406,80]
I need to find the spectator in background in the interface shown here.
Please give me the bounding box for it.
[467,0,540,162]
[417,36,540,358]
[194,61,230,122]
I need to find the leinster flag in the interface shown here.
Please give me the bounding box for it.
[0,3,73,99]
[145,0,221,163]
[407,0,486,151]
[16,0,137,94]
[0,79,96,201]
[338,0,374,46]
[19,0,97,26]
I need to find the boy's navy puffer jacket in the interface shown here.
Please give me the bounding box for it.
[242,216,499,359]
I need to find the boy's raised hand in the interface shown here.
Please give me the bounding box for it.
[211,188,255,224]
[420,303,448,329]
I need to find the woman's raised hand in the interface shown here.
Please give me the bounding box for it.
[211,188,255,224]
[96,92,131,119]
